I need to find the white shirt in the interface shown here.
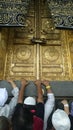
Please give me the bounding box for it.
[43,93,55,130]
[0,87,19,119]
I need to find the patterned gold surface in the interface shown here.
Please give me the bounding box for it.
[5,43,37,80]
[0,0,30,26]
[40,38,68,80]
[0,28,8,79]
[47,0,73,29]
[0,0,73,80]
[66,30,73,80]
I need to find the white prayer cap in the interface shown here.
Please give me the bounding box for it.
[52,109,71,130]
[0,88,8,107]
[24,97,36,105]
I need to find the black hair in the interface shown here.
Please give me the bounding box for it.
[12,105,33,130]
[0,116,11,130]
[23,104,36,111]
[55,99,64,110]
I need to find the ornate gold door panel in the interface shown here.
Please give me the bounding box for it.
[5,44,37,80]
[2,0,73,80]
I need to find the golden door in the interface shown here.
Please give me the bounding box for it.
[0,0,73,80]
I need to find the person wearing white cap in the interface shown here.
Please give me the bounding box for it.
[24,96,36,106]
[23,96,36,113]
[60,99,73,130]
[0,79,19,119]
[11,79,44,130]
[52,109,71,130]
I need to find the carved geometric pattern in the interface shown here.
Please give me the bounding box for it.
[5,44,37,80]
[3,0,73,81]
[14,46,31,61]
[47,0,73,29]
[44,47,59,62]
[14,19,35,40]
[40,42,69,80]
[0,0,30,26]
[41,17,60,40]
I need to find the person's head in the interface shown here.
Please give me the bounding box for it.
[12,107,33,130]
[52,109,71,130]
[24,96,36,113]
[0,116,12,130]
[0,88,8,107]
[24,96,36,106]
[55,100,64,110]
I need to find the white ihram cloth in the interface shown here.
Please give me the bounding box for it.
[43,93,55,130]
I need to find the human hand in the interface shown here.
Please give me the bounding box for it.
[61,99,68,105]
[7,79,13,83]
[21,79,28,87]
[7,79,16,88]
[61,99,69,115]
[34,80,41,87]
[41,80,49,86]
